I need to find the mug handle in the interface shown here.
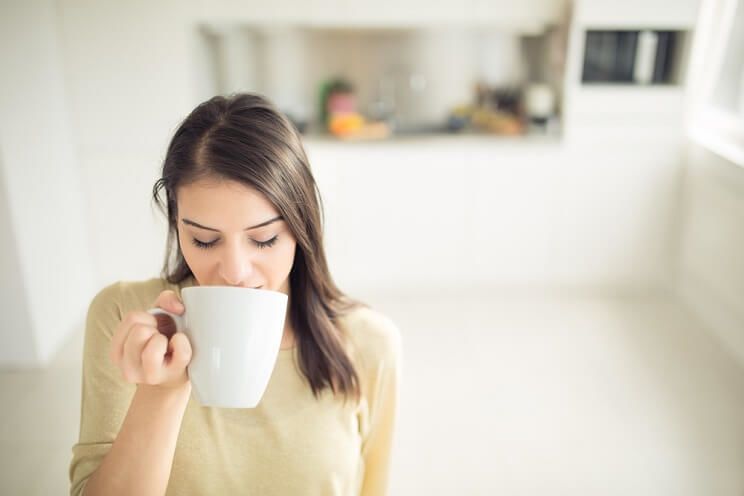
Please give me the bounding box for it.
[147,308,185,338]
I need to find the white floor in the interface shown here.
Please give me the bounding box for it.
[2,290,744,495]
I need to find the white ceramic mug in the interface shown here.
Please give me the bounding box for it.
[147,286,288,408]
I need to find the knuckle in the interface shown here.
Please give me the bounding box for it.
[130,324,154,342]
[121,311,138,326]
[141,350,157,371]
[175,332,191,348]
[142,354,161,375]
[171,344,190,365]
[141,346,158,364]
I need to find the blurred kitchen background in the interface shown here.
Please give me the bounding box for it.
[1,0,744,494]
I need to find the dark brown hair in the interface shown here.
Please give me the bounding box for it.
[151,93,362,401]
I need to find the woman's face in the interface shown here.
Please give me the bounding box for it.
[176,178,297,295]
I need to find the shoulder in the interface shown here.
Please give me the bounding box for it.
[339,305,402,372]
[89,276,177,315]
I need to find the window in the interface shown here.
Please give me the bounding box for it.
[711,2,744,117]
[686,0,744,165]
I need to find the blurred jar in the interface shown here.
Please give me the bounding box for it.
[524,83,555,124]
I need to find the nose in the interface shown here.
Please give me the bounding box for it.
[217,240,254,287]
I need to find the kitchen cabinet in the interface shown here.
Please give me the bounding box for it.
[306,133,682,292]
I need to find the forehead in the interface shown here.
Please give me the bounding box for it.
[176,179,279,224]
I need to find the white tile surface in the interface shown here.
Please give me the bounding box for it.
[1,291,743,495]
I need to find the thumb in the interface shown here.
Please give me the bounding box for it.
[154,289,185,315]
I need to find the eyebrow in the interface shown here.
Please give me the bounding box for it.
[181,215,283,233]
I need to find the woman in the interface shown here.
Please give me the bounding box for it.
[69,93,402,496]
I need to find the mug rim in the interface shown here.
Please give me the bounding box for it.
[182,285,288,299]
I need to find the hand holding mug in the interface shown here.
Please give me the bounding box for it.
[109,290,193,389]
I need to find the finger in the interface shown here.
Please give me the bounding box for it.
[165,332,192,374]
[153,290,185,315]
[110,311,157,366]
[122,323,157,383]
[141,332,168,385]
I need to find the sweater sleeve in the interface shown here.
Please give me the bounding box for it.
[359,314,403,496]
[68,282,136,496]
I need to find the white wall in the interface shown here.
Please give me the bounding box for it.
[0,0,95,367]
[0,154,36,365]
[573,0,700,28]
[677,143,744,365]
[56,0,203,285]
[196,0,564,30]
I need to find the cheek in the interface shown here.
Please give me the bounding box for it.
[178,231,209,269]
[272,239,297,273]
[263,239,296,283]
[179,239,204,269]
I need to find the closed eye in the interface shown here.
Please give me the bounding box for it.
[191,235,279,250]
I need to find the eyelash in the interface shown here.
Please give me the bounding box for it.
[191,236,279,250]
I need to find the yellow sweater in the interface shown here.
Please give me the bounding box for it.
[69,275,401,496]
